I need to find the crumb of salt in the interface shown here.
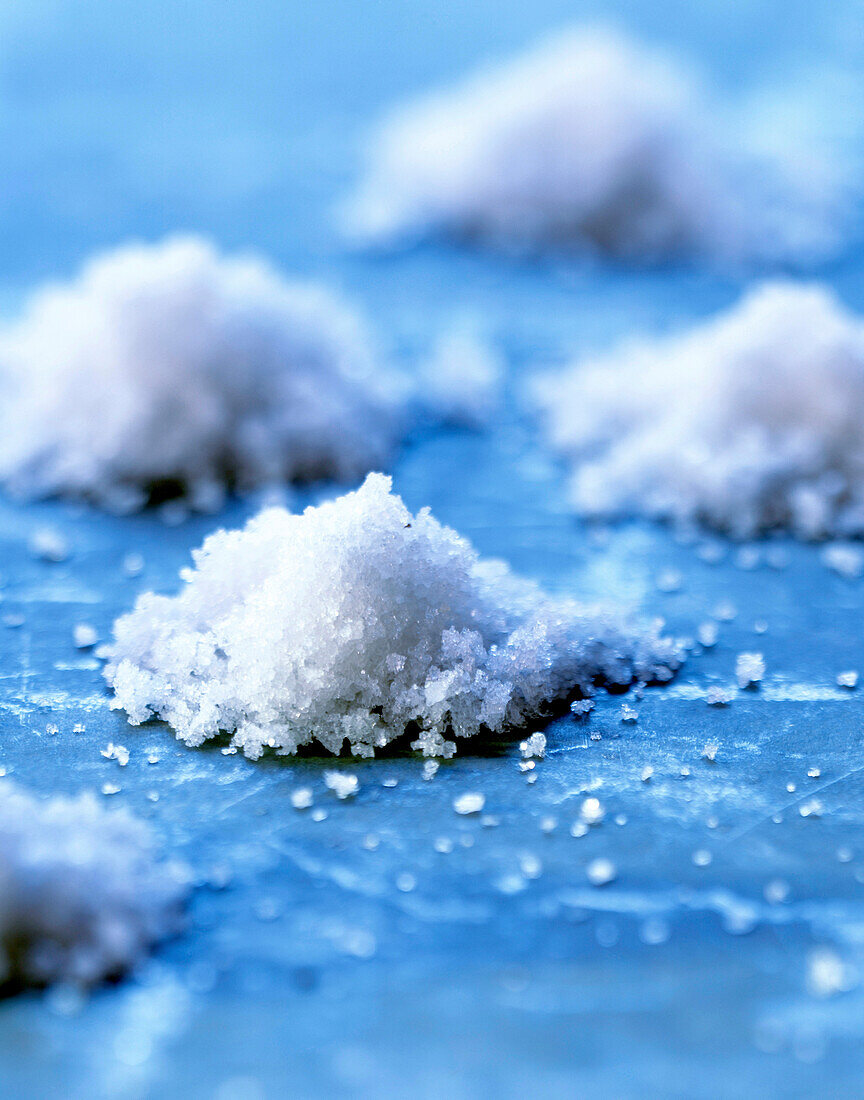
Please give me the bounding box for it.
[324,772,359,800]
[0,780,187,987]
[697,621,718,648]
[453,792,485,816]
[73,623,99,650]
[422,760,439,781]
[520,732,547,759]
[837,670,859,689]
[104,474,682,759]
[28,528,69,562]
[706,686,733,706]
[702,742,719,763]
[586,858,617,886]
[822,542,864,579]
[535,284,864,539]
[580,796,605,826]
[291,787,313,810]
[736,652,765,689]
[620,703,639,723]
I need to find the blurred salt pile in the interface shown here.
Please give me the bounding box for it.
[0,236,403,512]
[345,26,848,266]
[103,473,683,759]
[0,782,188,987]
[535,282,864,538]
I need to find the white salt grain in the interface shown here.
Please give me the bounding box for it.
[290,787,314,810]
[0,780,187,987]
[822,542,864,579]
[104,474,682,759]
[736,652,765,689]
[324,772,359,800]
[706,686,733,707]
[536,284,864,539]
[586,858,617,886]
[73,623,99,650]
[453,793,485,816]
[837,670,859,689]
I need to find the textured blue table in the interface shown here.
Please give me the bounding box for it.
[1,2,864,1097]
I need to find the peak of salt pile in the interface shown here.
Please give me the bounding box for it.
[0,782,187,987]
[345,26,846,266]
[0,236,402,512]
[536,282,864,539]
[103,473,683,759]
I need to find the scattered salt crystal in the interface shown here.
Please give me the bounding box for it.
[72,724,85,734]
[692,849,713,867]
[570,821,588,838]
[822,542,864,579]
[395,873,416,893]
[382,778,399,788]
[0,781,187,986]
[519,760,535,773]
[702,742,719,763]
[362,833,380,851]
[346,27,841,266]
[122,553,145,577]
[0,237,403,510]
[736,652,765,689]
[614,813,628,826]
[481,815,500,828]
[536,285,864,539]
[639,918,671,946]
[641,766,654,782]
[29,528,69,562]
[787,782,797,793]
[680,765,691,778]
[753,620,768,635]
[453,792,485,816]
[807,947,854,998]
[324,772,359,800]
[697,621,718,648]
[807,766,821,779]
[570,698,595,718]
[104,475,682,759]
[45,724,59,736]
[706,686,733,707]
[520,732,546,759]
[422,760,439,781]
[310,808,327,822]
[655,570,682,593]
[799,798,823,818]
[586,858,617,887]
[101,783,120,796]
[579,797,604,826]
[837,670,859,689]
[434,836,453,854]
[764,879,790,904]
[714,601,737,622]
[837,846,853,863]
[539,816,557,834]
[290,787,313,810]
[620,704,639,723]
[519,853,543,879]
[73,623,99,650]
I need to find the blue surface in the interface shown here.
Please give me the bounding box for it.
[2,2,864,1098]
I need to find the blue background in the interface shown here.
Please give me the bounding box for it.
[1,2,864,1097]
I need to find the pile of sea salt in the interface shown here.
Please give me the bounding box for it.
[344,26,846,266]
[0,782,187,987]
[535,282,864,539]
[0,235,403,512]
[103,473,683,759]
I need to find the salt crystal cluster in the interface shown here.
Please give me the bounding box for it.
[536,282,864,538]
[0,782,187,987]
[345,26,845,266]
[0,236,402,512]
[103,473,683,759]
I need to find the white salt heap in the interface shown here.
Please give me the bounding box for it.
[536,282,864,539]
[103,473,682,759]
[0,236,401,512]
[345,26,846,266]
[0,782,187,988]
